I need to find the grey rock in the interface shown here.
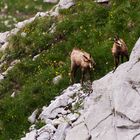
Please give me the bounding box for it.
[37,132,50,140]
[48,107,68,119]
[21,130,37,140]
[35,12,49,18]
[0,74,4,80]
[66,122,90,140]
[49,0,75,16]
[0,39,9,52]
[21,32,27,37]
[0,0,75,53]
[33,54,40,61]
[21,37,140,140]
[59,0,75,9]
[52,75,62,85]
[29,124,36,131]
[2,60,20,76]
[43,118,53,124]
[37,124,56,138]
[39,84,81,121]
[11,92,16,98]
[28,109,39,124]
[52,117,66,126]
[0,31,9,43]
[15,17,35,29]
[52,123,70,140]
[68,98,74,104]
[10,28,20,35]
[38,124,56,133]
[67,113,79,122]
[95,0,109,3]
[43,0,58,3]
[11,59,20,66]
[65,38,140,140]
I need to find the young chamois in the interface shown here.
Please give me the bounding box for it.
[112,35,129,72]
[70,48,96,85]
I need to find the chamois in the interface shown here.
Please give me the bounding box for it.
[112,35,129,71]
[70,48,96,85]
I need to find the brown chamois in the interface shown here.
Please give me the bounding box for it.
[70,48,96,85]
[112,35,129,72]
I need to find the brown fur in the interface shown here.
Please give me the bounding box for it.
[70,48,96,85]
[112,37,129,72]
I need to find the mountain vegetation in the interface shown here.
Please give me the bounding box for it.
[0,0,140,139]
[0,0,54,32]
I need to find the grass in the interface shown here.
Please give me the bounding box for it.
[0,0,55,32]
[0,0,140,139]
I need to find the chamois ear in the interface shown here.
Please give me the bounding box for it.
[114,35,119,40]
[83,55,89,62]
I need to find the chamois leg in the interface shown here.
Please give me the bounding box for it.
[81,68,85,86]
[125,54,129,61]
[121,55,124,63]
[70,67,74,84]
[70,65,78,84]
[113,56,119,72]
[89,69,92,83]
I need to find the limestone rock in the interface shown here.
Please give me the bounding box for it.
[66,38,140,140]
[0,42,9,52]
[52,75,62,85]
[33,54,40,61]
[37,124,56,140]
[10,28,20,35]
[52,117,66,126]
[15,17,35,29]
[21,32,27,37]
[67,113,79,122]
[37,132,50,140]
[21,130,37,140]
[11,92,16,98]
[52,123,70,140]
[66,122,90,140]
[0,0,74,53]
[0,74,4,80]
[29,124,36,131]
[2,60,20,76]
[59,0,75,9]
[39,84,81,121]
[95,0,109,3]
[28,109,39,124]
[0,31,9,43]
[20,37,140,140]
[43,0,58,3]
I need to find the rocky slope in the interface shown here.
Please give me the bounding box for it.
[1,0,140,139]
[21,37,140,140]
[0,0,74,51]
[0,0,74,80]
[66,38,140,140]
